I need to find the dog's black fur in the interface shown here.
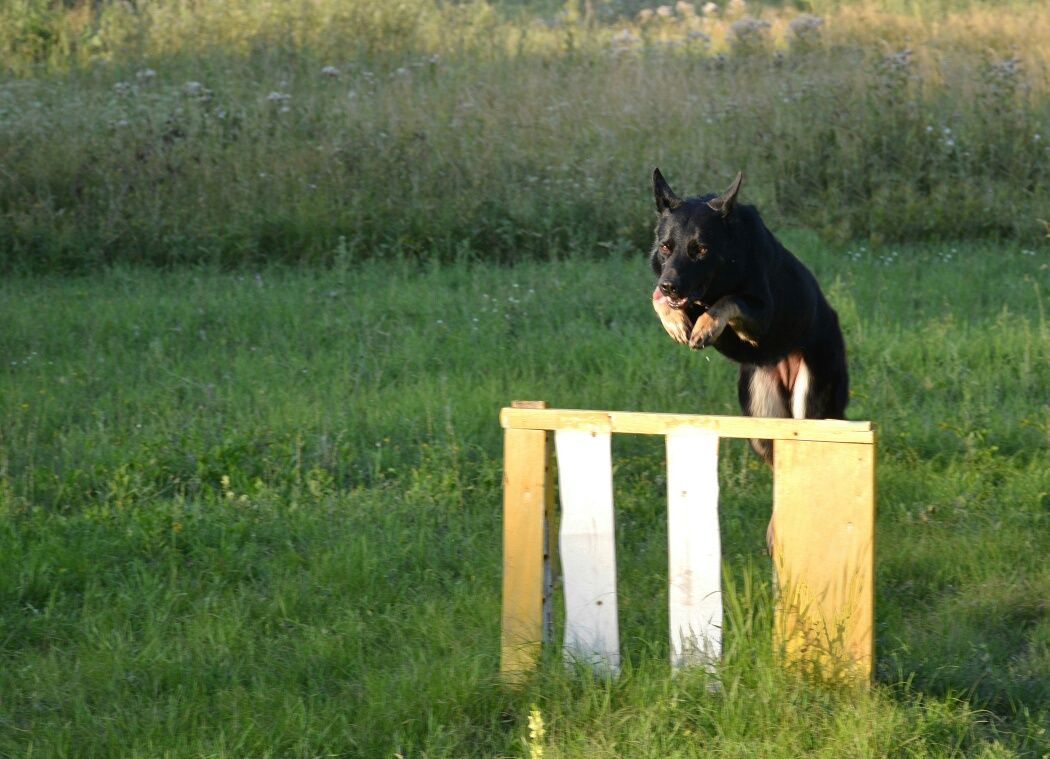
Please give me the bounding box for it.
[648,169,849,462]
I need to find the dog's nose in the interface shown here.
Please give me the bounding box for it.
[659,281,679,298]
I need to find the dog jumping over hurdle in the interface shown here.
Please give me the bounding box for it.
[648,169,849,463]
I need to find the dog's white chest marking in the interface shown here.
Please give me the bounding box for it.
[748,366,788,418]
[748,352,811,420]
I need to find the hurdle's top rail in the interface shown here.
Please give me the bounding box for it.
[500,406,875,444]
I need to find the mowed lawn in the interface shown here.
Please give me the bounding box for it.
[0,236,1047,757]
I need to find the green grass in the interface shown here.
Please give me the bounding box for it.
[1,3,1048,754]
[1,235,1047,756]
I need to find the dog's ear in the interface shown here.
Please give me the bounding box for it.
[707,171,744,218]
[653,168,682,213]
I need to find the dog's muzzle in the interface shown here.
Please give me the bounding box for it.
[656,281,690,309]
[653,286,687,309]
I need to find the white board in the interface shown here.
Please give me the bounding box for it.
[666,428,722,671]
[555,429,620,674]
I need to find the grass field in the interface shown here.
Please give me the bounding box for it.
[2,0,1050,756]
[1,235,1047,756]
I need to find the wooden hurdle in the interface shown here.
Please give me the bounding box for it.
[499,401,876,685]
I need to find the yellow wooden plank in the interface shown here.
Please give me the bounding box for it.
[510,401,558,645]
[499,425,549,683]
[510,399,550,409]
[500,408,874,444]
[771,439,875,685]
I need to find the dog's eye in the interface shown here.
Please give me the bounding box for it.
[659,244,671,255]
[688,243,708,260]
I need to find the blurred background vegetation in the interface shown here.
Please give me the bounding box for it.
[1,0,1048,271]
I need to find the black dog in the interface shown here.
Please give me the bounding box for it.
[648,169,849,463]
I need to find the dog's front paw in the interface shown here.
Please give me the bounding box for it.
[688,312,726,350]
[652,289,692,345]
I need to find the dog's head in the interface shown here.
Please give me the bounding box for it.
[649,168,744,309]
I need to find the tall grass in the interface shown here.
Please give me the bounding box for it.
[1,0,1049,271]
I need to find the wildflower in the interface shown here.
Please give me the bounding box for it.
[675,1,696,16]
[788,13,823,46]
[789,13,823,34]
[687,29,711,43]
[184,81,204,95]
[656,5,674,17]
[136,68,156,82]
[113,81,132,96]
[702,1,718,14]
[730,16,770,52]
[266,91,291,102]
[991,56,1022,79]
[731,16,770,36]
[527,705,545,759]
[321,65,340,78]
[883,48,912,71]
[727,0,746,12]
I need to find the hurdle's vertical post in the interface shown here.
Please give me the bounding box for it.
[665,429,722,671]
[500,400,553,683]
[556,427,620,673]
[771,438,875,685]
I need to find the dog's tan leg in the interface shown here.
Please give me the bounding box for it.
[721,301,761,346]
[688,311,726,349]
[689,299,760,349]
[652,289,692,345]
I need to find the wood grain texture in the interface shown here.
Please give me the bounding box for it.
[499,426,549,683]
[501,407,874,444]
[555,429,620,674]
[772,439,875,685]
[666,429,722,671]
